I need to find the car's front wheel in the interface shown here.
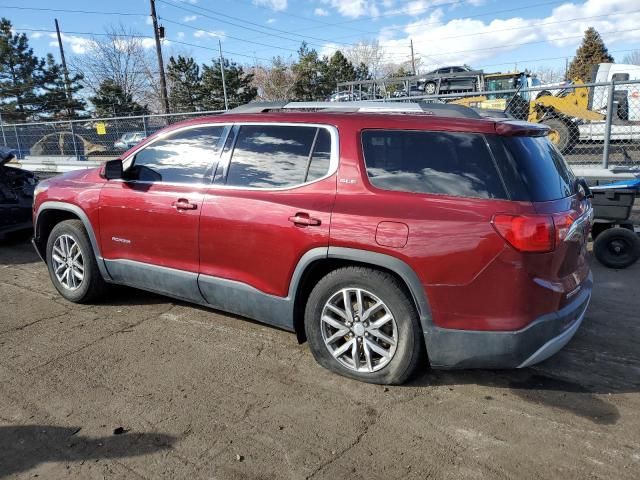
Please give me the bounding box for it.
[304,267,424,385]
[46,219,107,303]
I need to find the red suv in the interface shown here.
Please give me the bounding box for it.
[32,102,593,385]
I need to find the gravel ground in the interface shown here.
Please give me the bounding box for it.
[1,235,639,479]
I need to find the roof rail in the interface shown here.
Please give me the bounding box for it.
[227,101,483,119]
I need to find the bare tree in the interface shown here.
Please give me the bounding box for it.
[623,50,640,66]
[535,65,566,84]
[251,56,297,101]
[343,40,386,79]
[70,24,158,111]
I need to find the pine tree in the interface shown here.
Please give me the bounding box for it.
[200,58,257,110]
[355,62,371,81]
[292,42,325,100]
[567,27,614,82]
[167,55,203,112]
[319,50,357,97]
[0,18,47,122]
[89,79,149,117]
[40,54,86,120]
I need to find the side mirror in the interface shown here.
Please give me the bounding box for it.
[103,159,123,180]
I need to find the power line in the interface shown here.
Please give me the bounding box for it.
[327,0,566,30]
[0,4,146,16]
[159,18,299,53]
[157,0,354,49]
[13,27,273,62]
[416,27,640,58]
[407,9,640,44]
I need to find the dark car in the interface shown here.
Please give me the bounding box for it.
[0,147,38,239]
[422,65,482,94]
[31,102,592,385]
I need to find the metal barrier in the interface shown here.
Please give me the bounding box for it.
[0,110,224,163]
[1,81,640,173]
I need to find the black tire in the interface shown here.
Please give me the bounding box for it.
[541,117,577,153]
[46,219,107,303]
[304,267,424,385]
[593,227,640,269]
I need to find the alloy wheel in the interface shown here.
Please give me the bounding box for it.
[320,288,398,373]
[51,234,85,291]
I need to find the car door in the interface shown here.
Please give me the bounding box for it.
[99,124,227,301]
[198,123,338,328]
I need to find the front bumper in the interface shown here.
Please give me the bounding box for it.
[425,271,592,369]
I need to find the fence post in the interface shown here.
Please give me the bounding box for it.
[0,112,7,147]
[601,80,616,169]
[69,121,80,161]
[13,124,22,160]
[142,115,148,136]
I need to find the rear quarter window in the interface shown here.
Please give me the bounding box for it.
[491,135,577,201]
[361,130,508,200]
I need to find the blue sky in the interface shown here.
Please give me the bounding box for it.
[4,0,640,78]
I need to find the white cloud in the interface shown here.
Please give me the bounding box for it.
[253,0,287,12]
[376,0,640,70]
[31,32,43,39]
[267,18,277,24]
[183,15,198,22]
[314,7,329,16]
[177,31,185,39]
[49,34,93,54]
[193,29,225,39]
[145,16,153,25]
[321,0,379,18]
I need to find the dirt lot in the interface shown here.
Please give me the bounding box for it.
[1,235,639,480]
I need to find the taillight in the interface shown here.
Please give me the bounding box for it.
[552,211,578,244]
[492,214,555,252]
[492,211,579,253]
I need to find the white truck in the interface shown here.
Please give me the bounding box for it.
[579,63,640,142]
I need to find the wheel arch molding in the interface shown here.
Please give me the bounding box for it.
[34,201,111,281]
[290,246,433,342]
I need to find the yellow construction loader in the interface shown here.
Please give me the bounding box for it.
[452,80,604,153]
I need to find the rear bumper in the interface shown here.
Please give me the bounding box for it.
[425,271,592,369]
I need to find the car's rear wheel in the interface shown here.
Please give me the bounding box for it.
[46,219,107,303]
[304,267,424,385]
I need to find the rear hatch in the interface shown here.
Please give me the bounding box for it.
[487,126,592,305]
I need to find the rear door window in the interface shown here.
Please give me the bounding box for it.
[226,125,333,188]
[361,130,508,199]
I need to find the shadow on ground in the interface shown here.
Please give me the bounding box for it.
[409,368,621,425]
[0,231,38,266]
[0,425,176,478]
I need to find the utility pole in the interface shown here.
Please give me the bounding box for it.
[54,19,74,117]
[149,0,170,114]
[218,39,229,111]
[54,19,79,160]
[410,39,416,75]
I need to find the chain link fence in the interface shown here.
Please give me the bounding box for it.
[0,110,224,163]
[1,80,639,173]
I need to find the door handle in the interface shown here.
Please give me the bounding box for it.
[288,212,321,227]
[172,198,198,210]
